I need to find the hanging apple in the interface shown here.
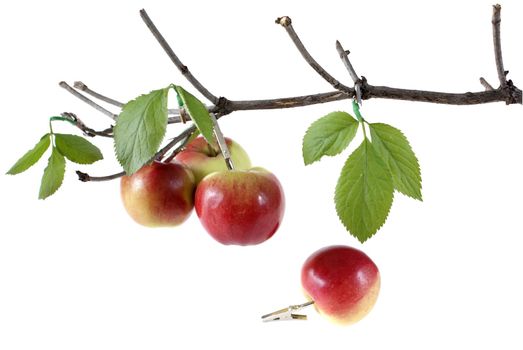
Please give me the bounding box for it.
[120,161,196,227]
[174,136,251,184]
[195,167,285,245]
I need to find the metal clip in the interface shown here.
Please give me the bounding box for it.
[209,112,234,170]
[261,301,314,322]
[355,82,363,106]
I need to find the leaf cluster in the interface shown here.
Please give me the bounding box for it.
[7,133,103,199]
[302,110,422,242]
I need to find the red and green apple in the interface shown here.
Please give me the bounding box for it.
[120,161,195,227]
[174,136,251,184]
[301,245,380,325]
[195,167,285,245]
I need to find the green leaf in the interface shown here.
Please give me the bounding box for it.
[39,147,66,200]
[335,139,394,242]
[174,86,214,144]
[55,133,103,164]
[114,88,169,174]
[7,134,51,175]
[302,111,359,165]
[369,123,422,200]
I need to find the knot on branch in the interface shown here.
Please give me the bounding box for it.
[73,81,88,91]
[502,80,522,105]
[358,76,370,100]
[76,171,90,182]
[275,16,292,27]
[213,96,232,115]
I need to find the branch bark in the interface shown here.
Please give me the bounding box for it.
[68,6,521,183]
[275,16,350,93]
[140,9,220,105]
[59,82,118,120]
[60,112,113,138]
[76,170,124,182]
[492,4,507,87]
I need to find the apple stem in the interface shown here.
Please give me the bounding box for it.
[261,300,315,322]
[209,113,235,170]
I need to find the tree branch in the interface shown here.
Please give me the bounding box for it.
[73,81,185,119]
[60,112,113,137]
[492,4,507,87]
[479,77,495,91]
[275,16,351,93]
[59,82,118,120]
[154,124,197,161]
[73,81,124,108]
[335,41,360,84]
[76,170,124,182]
[76,125,196,183]
[72,5,522,184]
[335,40,363,104]
[139,9,220,105]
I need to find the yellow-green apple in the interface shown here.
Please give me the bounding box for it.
[120,161,195,227]
[174,136,251,184]
[194,167,285,245]
[301,245,380,325]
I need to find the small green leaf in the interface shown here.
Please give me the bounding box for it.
[55,133,103,164]
[302,111,359,165]
[335,139,394,242]
[39,147,66,200]
[174,86,214,144]
[114,88,169,174]
[369,123,422,200]
[7,134,51,175]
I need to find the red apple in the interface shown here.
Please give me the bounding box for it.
[120,161,195,227]
[194,167,285,245]
[301,245,380,325]
[174,136,251,184]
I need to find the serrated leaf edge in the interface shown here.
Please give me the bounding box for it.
[302,111,359,165]
[38,147,66,200]
[6,134,51,175]
[334,140,394,243]
[54,133,103,165]
[369,123,423,201]
[113,88,169,174]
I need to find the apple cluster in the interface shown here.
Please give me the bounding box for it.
[120,137,380,325]
[120,137,285,246]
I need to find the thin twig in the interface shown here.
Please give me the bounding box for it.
[73,81,185,118]
[76,170,125,182]
[492,4,507,86]
[479,77,494,91]
[275,16,350,92]
[139,9,219,104]
[59,82,118,120]
[60,112,113,137]
[335,41,360,83]
[154,125,197,161]
[163,131,194,163]
[335,40,362,104]
[74,81,124,107]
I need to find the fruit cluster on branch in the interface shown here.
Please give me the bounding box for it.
[5,3,522,327]
[7,5,521,240]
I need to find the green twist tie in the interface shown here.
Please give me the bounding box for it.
[49,116,76,126]
[352,99,363,122]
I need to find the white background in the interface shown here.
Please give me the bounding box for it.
[1,0,522,349]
